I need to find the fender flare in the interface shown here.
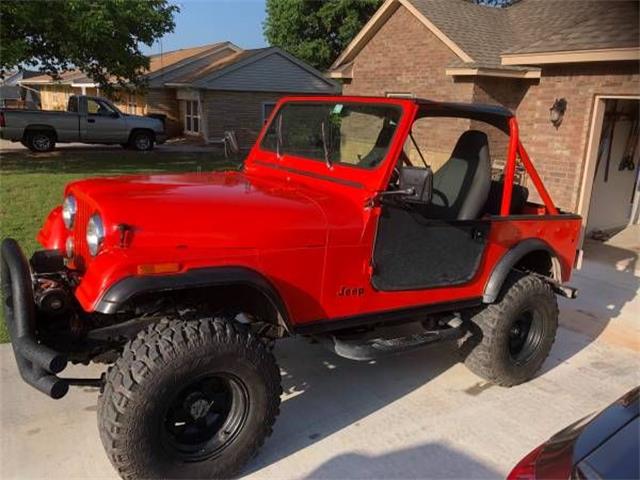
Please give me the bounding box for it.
[23,124,58,140]
[483,239,561,303]
[94,266,292,330]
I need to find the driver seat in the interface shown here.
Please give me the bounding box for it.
[424,130,491,220]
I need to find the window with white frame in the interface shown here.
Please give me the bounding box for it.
[262,102,276,124]
[184,100,201,134]
[127,94,137,114]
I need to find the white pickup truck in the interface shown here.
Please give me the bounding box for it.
[0,95,166,152]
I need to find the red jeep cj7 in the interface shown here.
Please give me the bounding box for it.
[2,96,581,478]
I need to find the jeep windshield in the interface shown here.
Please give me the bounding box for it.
[260,101,402,170]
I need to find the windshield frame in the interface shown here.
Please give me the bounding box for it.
[259,100,403,171]
[249,96,417,192]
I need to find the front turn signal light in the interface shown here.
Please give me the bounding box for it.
[136,263,181,275]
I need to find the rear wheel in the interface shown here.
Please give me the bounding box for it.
[462,273,558,386]
[98,316,281,479]
[26,131,55,152]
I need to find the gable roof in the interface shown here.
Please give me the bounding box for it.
[20,43,338,94]
[331,0,640,78]
[166,47,340,93]
[21,42,236,86]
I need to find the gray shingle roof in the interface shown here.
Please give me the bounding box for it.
[505,0,640,54]
[407,0,639,67]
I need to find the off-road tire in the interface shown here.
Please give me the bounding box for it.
[462,273,558,386]
[97,316,281,479]
[26,130,55,152]
[129,131,154,151]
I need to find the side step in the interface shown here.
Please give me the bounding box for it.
[325,323,465,361]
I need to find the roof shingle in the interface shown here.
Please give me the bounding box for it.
[409,0,639,67]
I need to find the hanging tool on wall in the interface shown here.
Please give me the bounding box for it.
[595,100,617,183]
[618,108,638,172]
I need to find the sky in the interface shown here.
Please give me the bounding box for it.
[142,0,268,55]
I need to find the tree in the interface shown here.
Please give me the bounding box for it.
[0,0,178,93]
[264,0,383,71]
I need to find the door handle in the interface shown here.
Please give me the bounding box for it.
[87,118,96,123]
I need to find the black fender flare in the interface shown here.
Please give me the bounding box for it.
[483,239,561,303]
[94,266,292,330]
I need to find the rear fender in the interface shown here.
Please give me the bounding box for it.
[483,239,561,303]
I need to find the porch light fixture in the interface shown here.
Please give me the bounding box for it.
[550,98,567,128]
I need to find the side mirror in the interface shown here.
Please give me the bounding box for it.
[399,166,433,204]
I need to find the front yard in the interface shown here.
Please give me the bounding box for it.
[0,148,233,342]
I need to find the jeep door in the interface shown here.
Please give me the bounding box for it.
[371,116,493,292]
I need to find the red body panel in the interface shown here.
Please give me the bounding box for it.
[37,95,581,327]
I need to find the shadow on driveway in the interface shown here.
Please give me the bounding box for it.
[304,443,500,479]
[245,339,462,475]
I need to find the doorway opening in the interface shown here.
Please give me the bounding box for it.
[585,98,639,240]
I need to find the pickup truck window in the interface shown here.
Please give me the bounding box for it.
[87,98,118,117]
[68,97,78,113]
[261,102,401,169]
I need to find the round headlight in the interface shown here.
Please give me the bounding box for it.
[62,195,77,229]
[86,214,105,256]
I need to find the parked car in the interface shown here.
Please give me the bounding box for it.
[0,95,166,152]
[508,386,639,480]
[1,95,582,479]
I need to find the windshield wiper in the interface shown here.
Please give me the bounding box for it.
[321,121,332,169]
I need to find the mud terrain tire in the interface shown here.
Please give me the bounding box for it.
[462,273,558,386]
[98,316,281,479]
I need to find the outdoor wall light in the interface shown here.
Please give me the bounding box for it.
[550,98,567,128]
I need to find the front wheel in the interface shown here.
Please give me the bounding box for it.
[98,317,281,479]
[130,131,154,151]
[461,273,558,386]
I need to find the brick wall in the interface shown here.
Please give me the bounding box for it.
[471,77,530,167]
[342,5,476,172]
[511,62,640,211]
[203,91,291,148]
[146,87,181,137]
[340,3,640,212]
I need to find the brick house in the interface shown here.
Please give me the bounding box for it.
[329,0,640,236]
[21,42,339,148]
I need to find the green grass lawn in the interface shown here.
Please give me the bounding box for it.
[0,147,234,342]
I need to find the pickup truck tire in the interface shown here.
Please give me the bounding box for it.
[461,273,558,386]
[130,131,154,151]
[97,316,281,480]
[26,131,55,152]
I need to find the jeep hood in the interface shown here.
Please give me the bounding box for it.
[66,171,327,249]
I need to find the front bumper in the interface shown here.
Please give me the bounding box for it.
[155,133,167,144]
[1,238,69,398]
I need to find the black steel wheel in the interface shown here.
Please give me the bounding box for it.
[161,374,249,462]
[507,309,544,365]
[98,316,281,479]
[461,273,558,386]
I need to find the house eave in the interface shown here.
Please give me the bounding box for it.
[445,67,542,79]
[501,47,640,66]
[330,0,473,72]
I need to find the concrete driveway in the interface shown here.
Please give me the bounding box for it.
[1,232,638,479]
